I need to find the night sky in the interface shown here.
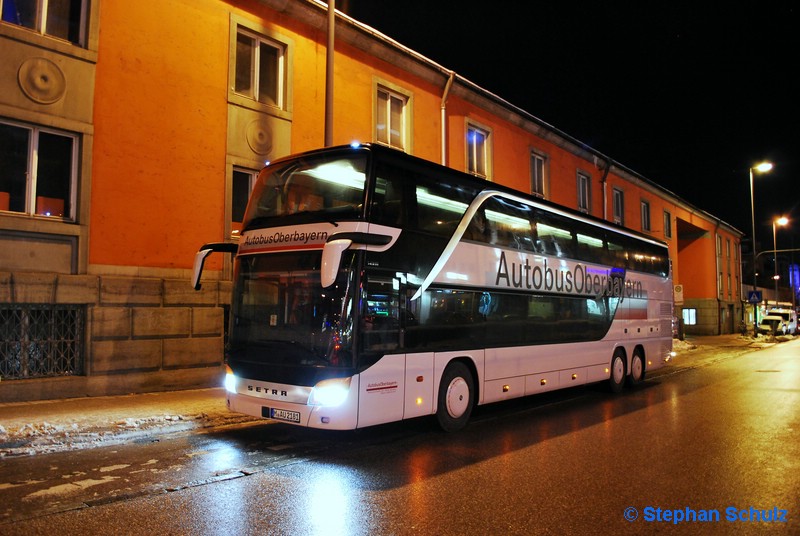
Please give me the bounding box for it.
[343,2,799,252]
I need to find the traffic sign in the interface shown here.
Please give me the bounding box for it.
[673,284,684,305]
[747,291,762,304]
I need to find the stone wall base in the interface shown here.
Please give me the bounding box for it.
[0,365,225,403]
[0,268,230,403]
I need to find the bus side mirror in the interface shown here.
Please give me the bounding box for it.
[320,232,394,288]
[192,242,238,290]
[321,238,353,288]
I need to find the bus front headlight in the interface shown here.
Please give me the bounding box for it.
[224,365,237,394]
[309,377,351,407]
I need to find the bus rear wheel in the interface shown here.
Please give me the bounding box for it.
[609,351,626,394]
[627,350,645,387]
[436,361,474,432]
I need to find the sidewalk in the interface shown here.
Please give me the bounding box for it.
[0,333,784,457]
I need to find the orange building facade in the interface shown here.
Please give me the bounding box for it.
[0,0,742,402]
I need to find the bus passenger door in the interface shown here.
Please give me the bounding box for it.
[399,283,434,419]
[357,273,405,427]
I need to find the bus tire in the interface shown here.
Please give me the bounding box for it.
[609,351,626,394]
[628,349,645,387]
[436,361,474,432]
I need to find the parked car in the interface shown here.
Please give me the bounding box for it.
[757,308,798,335]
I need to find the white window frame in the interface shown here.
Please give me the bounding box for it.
[0,0,88,45]
[612,188,624,225]
[530,150,547,198]
[466,122,492,179]
[374,83,410,151]
[232,23,288,111]
[0,119,78,221]
[577,171,591,213]
[640,199,651,232]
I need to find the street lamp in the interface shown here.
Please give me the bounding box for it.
[749,161,773,335]
[773,216,789,307]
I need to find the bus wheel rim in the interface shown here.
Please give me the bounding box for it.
[613,356,625,384]
[632,355,643,380]
[446,378,469,418]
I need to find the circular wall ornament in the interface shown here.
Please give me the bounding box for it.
[246,119,273,156]
[18,57,67,105]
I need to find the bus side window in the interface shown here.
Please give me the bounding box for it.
[371,175,405,226]
[575,228,604,264]
[481,197,533,250]
[536,214,574,258]
[607,239,627,269]
[465,210,490,242]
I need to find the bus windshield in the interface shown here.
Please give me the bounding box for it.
[230,251,357,370]
[243,152,368,229]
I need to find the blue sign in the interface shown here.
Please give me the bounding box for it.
[747,291,762,304]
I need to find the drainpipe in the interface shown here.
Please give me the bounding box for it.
[714,218,722,335]
[324,0,335,146]
[440,71,455,166]
[596,156,612,221]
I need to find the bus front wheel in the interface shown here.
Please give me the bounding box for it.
[609,351,626,394]
[436,361,474,432]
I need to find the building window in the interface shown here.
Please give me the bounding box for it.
[663,210,672,239]
[231,167,257,238]
[467,123,491,179]
[530,151,546,197]
[376,86,408,150]
[612,188,624,225]
[577,172,590,213]
[0,304,84,379]
[0,120,77,220]
[640,200,651,232]
[234,26,285,108]
[1,0,86,45]
[682,308,697,326]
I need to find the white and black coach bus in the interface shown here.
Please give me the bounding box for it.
[193,143,673,431]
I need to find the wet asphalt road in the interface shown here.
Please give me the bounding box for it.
[2,339,798,535]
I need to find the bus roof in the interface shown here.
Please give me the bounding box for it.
[265,143,669,251]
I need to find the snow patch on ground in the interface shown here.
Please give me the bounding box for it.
[0,411,255,458]
[672,338,698,353]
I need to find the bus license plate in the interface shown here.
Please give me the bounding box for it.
[267,407,301,423]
